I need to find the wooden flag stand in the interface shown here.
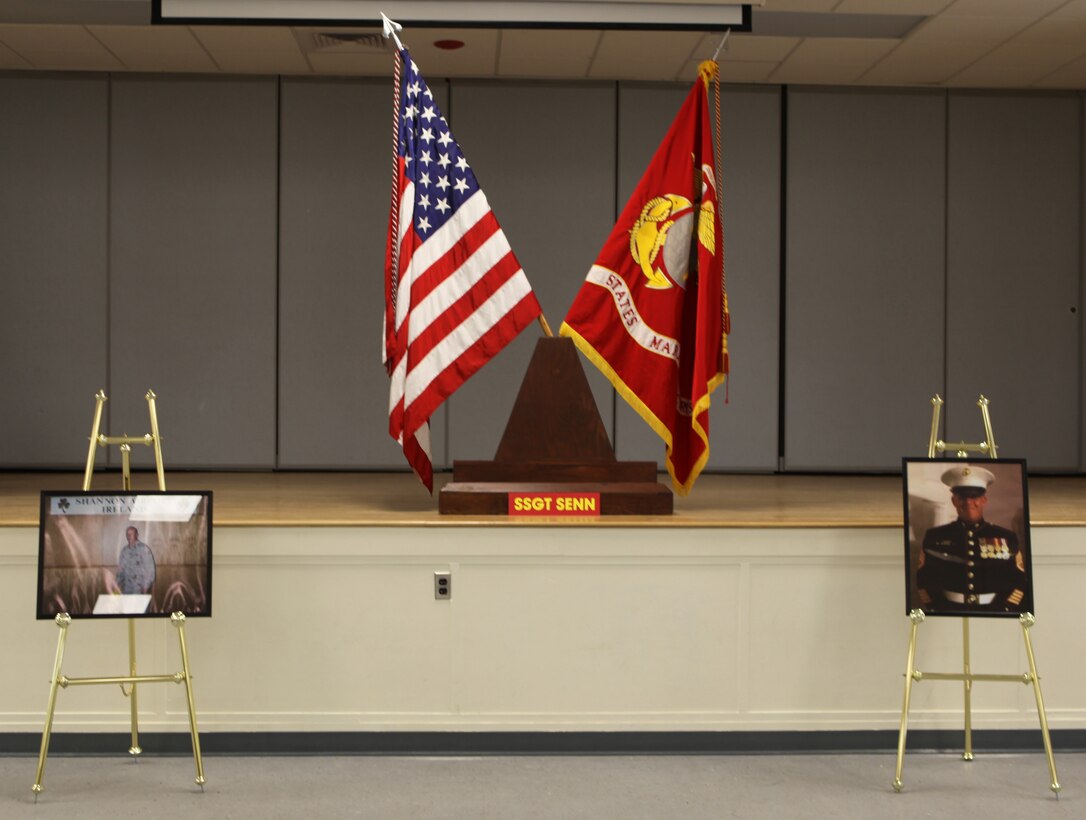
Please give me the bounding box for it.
[892,394,1059,795]
[33,390,206,798]
[438,337,673,515]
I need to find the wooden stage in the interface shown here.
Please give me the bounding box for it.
[4,471,1085,740]
[2,471,1084,528]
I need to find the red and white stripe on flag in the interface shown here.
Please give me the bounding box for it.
[384,48,541,491]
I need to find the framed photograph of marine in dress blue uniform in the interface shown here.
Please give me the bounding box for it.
[902,458,1032,617]
[36,491,212,619]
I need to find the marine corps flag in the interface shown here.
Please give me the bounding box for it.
[560,61,729,495]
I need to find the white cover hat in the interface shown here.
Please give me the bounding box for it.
[940,464,995,492]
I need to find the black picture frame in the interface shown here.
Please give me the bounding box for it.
[37,491,213,620]
[902,458,1033,618]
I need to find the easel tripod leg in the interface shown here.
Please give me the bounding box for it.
[127,619,142,757]
[33,614,72,797]
[1020,614,1060,795]
[172,613,206,788]
[893,610,924,792]
[146,390,167,491]
[82,390,107,492]
[962,618,973,761]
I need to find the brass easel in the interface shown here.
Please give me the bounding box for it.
[893,394,1059,795]
[33,390,205,798]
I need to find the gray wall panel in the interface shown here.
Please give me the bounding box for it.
[0,75,108,467]
[784,88,946,470]
[3,70,1086,478]
[445,82,617,463]
[612,84,781,472]
[109,76,279,469]
[277,78,447,470]
[946,92,1081,470]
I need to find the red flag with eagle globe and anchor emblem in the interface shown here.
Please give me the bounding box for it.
[560,61,729,495]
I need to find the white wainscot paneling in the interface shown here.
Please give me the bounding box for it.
[1,525,1083,735]
[455,562,742,721]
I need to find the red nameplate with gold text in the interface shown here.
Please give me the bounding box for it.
[508,492,601,517]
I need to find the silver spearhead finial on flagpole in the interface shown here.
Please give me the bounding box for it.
[381,12,405,51]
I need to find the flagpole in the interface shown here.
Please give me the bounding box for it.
[384,14,404,333]
[712,30,730,61]
[537,314,554,337]
[701,58,729,345]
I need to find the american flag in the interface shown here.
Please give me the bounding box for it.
[384,49,542,491]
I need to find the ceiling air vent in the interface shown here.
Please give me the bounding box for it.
[306,31,388,53]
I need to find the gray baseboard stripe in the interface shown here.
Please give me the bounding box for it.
[2,730,1085,756]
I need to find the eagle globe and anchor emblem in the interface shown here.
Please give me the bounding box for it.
[627,163,717,291]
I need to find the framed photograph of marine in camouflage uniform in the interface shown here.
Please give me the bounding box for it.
[37,491,213,620]
[902,458,1033,617]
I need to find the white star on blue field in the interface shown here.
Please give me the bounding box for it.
[398,52,482,236]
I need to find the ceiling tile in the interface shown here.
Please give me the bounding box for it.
[0,38,31,69]
[711,60,781,83]
[907,14,1034,43]
[0,24,121,70]
[307,51,390,76]
[590,30,703,80]
[949,40,1086,88]
[1012,18,1086,45]
[1049,0,1086,20]
[859,39,990,85]
[769,37,898,84]
[942,69,1026,88]
[396,28,501,77]
[194,26,309,74]
[941,0,1065,16]
[835,0,953,12]
[1035,53,1086,86]
[760,0,838,10]
[712,34,801,62]
[90,25,217,73]
[499,29,598,78]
